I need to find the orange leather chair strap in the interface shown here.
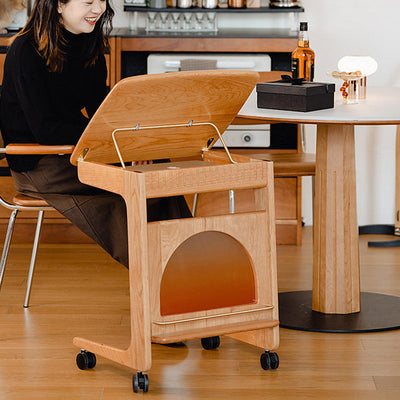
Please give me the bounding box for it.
[6,144,74,155]
[13,194,50,207]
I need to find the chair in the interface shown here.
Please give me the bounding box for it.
[0,143,74,307]
[0,192,53,307]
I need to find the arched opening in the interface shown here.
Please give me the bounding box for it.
[160,231,256,316]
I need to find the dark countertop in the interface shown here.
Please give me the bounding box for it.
[1,27,297,40]
[124,6,304,13]
[112,27,298,39]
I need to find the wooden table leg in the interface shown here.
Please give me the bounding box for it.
[73,170,153,372]
[312,124,360,314]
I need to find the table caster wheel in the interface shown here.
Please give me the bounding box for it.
[76,350,96,370]
[133,371,149,393]
[260,351,271,370]
[260,351,279,370]
[201,336,220,350]
[269,352,279,369]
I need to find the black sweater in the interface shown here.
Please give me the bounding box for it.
[0,29,107,172]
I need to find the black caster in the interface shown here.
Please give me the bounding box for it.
[76,350,96,370]
[260,350,279,370]
[133,371,149,393]
[201,336,220,350]
[269,351,279,369]
[260,351,271,370]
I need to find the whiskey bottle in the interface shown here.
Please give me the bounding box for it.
[291,22,315,82]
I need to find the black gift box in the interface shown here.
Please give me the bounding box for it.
[256,81,335,112]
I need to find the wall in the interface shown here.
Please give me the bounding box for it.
[300,0,400,226]
[114,0,400,226]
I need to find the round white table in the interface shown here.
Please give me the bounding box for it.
[238,86,400,332]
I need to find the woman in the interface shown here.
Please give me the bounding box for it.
[0,0,191,268]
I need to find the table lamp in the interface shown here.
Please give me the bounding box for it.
[337,56,378,102]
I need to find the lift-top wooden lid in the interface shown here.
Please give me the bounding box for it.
[70,70,258,166]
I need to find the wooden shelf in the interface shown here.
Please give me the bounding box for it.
[152,318,279,343]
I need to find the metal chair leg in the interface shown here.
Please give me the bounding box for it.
[23,210,44,308]
[229,190,235,214]
[192,193,199,217]
[0,209,19,290]
[192,191,236,216]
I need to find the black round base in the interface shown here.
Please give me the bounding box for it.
[278,291,400,333]
[359,224,400,247]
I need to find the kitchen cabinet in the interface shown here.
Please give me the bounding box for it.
[123,4,304,34]
[110,27,297,82]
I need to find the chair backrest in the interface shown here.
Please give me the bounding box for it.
[70,70,259,165]
[0,127,5,160]
[257,71,290,83]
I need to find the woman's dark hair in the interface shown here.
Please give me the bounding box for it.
[16,0,114,72]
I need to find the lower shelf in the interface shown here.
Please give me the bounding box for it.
[151,319,279,344]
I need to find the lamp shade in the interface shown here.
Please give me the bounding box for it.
[338,56,378,76]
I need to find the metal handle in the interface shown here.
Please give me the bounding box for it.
[111,120,236,169]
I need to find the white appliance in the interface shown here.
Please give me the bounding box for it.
[147,53,271,148]
[6,9,29,31]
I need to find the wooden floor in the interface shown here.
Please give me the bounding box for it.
[0,227,399,399]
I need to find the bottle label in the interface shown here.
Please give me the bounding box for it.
[291,57,314,81]
[291,58,299,79]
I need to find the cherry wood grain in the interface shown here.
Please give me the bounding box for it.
[120,37,297,54]
[248,152,316,177]
[312,124,360,314]
[5,144,74,155]
[71,70,259,165]
[70,70,279,379]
